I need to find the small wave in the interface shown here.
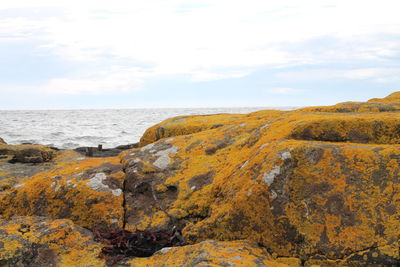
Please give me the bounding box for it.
[0,107,273,149]
[75,136,98,140]
[51,131,65,137]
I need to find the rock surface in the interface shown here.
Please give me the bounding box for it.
[0,143,55,163]
[0,151,124,230]
[0,216,104,267]
[126,240,300,266]
[73,143,138,157]
[121,92,400,266]
[1,91,400,266]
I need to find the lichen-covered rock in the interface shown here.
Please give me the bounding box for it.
[1,91,400,266]
[0,150,81,192]
[0,162,54,192]
[0,143,55,163]
[301,92,400,113]
[121,92,400,266]
[139,113,259,146]
[0,216,104,267]
[126,240,300,267]
[368,91,400,103]
[0,150,75,192]
[0,154,124,229]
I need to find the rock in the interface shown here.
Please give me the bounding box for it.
[301,92,400,113]
[1,91,400,266]
[120,91,400,266]
[139,113,251,146]
[0,162,54,192]
[0,138,5,144]
[368,91,400,103]
[73,143,139,158]
[126,240,300,266]
[0,143,55,163]
[0,153,124,229]
[0,216,104,266]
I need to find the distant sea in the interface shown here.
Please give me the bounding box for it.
[0,107,296,149]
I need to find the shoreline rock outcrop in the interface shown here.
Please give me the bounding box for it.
[0,143,55,163]
[1,91,400,266]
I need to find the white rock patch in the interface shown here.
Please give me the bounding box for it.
[87,173,109,191]
[263,166,281,186]
[111,189,122,196]
[154,156,170,169]
[140,143,155,152]
[157,247,172,254]
[153,146,178,170]
[86,172,122,196]
[240,160,249,169]
[155,146,178,156]
[280,151,291,160]
[259,143,270,150]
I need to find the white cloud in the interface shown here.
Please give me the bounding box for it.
[266,87,299,94]
[0,0,400,94]
[190,70,250,82]
[276,68,400,82]
[7,67,147,95]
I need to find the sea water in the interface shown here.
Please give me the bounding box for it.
[0,107,295,149]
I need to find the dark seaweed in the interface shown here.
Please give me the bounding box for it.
[94,226,184,265]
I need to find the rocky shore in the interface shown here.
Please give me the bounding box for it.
[1,92,400,266]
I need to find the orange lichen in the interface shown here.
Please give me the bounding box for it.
[0,216,105,266]
[121,91,400,265]
[2,91,400,266]
[126,240,296,266]
[0,152,124,229]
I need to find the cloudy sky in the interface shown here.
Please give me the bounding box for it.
[0,0,399,109]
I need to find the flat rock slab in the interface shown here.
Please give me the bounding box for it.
[0,216,105,266]
[0,153,125,230]
[126,240,300,266]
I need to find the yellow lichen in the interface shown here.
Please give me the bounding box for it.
[127,240,294,267]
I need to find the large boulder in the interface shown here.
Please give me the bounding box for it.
[1,91,400,266]
[139,113,260,146]
[0,144,55,163]
[127,240,301,266]
[120,91,400,266]
[301,92,400,113]
[0,154,124,230]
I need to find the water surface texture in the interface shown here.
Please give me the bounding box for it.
[0,107,294,149]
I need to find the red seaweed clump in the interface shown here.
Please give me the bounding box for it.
[94,227,184,264]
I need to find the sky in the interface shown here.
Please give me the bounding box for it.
[0,0,399,109]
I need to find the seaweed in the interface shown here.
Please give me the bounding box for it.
[94,226,184,264]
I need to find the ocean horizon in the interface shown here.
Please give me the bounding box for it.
[0,107,297,149]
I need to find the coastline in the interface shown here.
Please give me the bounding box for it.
[1,92,400,266]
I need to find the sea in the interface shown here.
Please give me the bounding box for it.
[0,107,295,149]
